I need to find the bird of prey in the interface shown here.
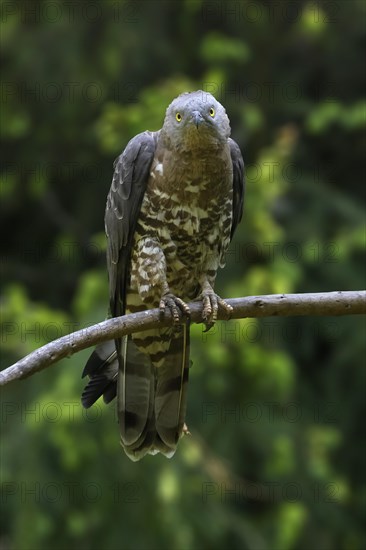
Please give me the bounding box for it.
[81,91,245,461]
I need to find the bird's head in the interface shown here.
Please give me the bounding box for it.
[162,91,231,150]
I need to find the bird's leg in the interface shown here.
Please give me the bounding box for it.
[134,237,190,323]
[199,278,233,329]
[159,282,190,324]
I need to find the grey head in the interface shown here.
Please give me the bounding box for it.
[161,90,231,151]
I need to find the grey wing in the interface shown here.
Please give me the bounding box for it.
[105,130,158,317]
[228,138,245,240]
[81,131,157,408]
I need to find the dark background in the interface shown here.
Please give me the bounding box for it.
[1,1,365,549]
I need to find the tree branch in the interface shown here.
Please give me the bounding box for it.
[1,291,365,387]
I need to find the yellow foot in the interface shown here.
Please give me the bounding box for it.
[159,293,190,323]
[201,291,233,329]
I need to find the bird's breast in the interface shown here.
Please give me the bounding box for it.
[143,146,233,270]
[149,149,232,206]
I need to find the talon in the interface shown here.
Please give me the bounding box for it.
[203,322,214,333]
[202,294,212,321]
[200,291,232,326]
[159,293,190,324]
[217,297,233,317]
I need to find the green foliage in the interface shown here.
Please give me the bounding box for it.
[200,33,250,64]
[1,1,365,550]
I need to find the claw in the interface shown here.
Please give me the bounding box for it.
[200,291,233,327]
[159,293,190,324]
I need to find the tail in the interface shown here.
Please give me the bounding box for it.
[81,324,190,461]
[118,324,190,461]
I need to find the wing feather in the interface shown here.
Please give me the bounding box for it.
[81,131,157,409]
[105,130,159,316]
[228,138,245,240]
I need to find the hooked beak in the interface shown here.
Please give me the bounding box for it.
[192,110,204,128]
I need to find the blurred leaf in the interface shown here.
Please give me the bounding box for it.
[200,33,250,64]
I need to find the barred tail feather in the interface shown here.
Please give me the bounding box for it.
[81,327,190,461]
[118,325,190,461]
[154,324,190,451]
[117,335,155,459]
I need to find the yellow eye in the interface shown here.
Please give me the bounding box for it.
[209,108,215,117]
[176,112,182,122]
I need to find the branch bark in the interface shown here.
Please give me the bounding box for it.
[1,291,365,387]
